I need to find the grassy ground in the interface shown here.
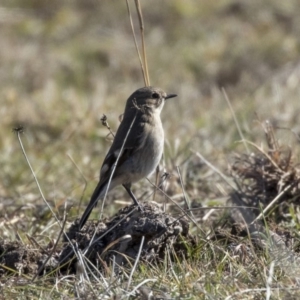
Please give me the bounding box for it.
[1,0,300,299]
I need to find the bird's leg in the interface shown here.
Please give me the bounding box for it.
[122,184,143,211]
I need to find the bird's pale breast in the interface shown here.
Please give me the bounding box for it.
[129,114,164,182]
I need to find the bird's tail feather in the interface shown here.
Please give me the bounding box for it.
[78,180,107,229]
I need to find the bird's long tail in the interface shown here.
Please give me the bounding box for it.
[78,180,107,229]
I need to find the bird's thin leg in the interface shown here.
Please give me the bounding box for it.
[122,184,143,210]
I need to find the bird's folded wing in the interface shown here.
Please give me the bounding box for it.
[99,148,133,181]
[99,114,144,183]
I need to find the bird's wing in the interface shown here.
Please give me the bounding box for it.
[99,112,145,183]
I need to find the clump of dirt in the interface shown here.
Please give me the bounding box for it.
[0,239,52,277]
[229,121,300,224]
[59,201,194,272]
[0,202,194,277]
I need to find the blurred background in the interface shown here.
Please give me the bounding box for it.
[1,0,300,228]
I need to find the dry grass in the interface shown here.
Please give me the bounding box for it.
[1,0,300,299]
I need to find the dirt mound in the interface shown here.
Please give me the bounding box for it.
[59,201,194,272]
[0,239,56,277]
[229,121,300,224]
[0,202,194,277]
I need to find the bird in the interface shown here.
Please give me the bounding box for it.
[78,86,177,229]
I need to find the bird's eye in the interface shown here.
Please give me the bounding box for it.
[152,92,159,99]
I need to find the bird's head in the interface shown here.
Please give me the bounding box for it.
[125,86,177,115]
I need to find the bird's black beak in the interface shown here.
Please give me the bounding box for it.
[165,93,177,100]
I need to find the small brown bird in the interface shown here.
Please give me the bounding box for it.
[79,86,177,229]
